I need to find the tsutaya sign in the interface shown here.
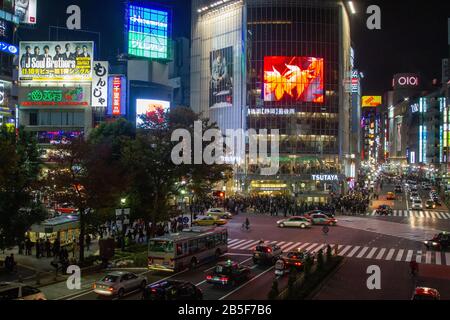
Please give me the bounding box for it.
[311,174,339,181]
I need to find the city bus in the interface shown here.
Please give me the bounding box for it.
[148,227,228,272]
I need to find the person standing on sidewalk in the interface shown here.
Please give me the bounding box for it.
[35,239,41,259]
[85,234,91,251]
[45,238,51,258]
[25,238,32,256]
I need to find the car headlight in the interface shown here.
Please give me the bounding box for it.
[432,242,439,246]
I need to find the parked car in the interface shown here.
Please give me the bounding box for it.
[394,185,402,193]
[304,213,338,226]
[412,287,440,300]
[277,216,312,229]
[142,280,203,300]
[205,260,251,287]
[253,243,283,265]
[0,283,46,300]
[93,271,147,298]
[206,208,233,219]
[424,232,449,251]
[192,216,228,226]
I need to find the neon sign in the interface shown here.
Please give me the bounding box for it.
[20,87,88,106]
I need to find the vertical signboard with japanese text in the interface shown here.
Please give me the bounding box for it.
[107,75,127,116]
[91,61,109,107]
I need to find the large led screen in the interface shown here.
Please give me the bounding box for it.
[209,46,233,108]
[136,99,170,127]
[128,5,170,60]
[264,56,324,103]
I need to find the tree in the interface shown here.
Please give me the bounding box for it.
[0,125,46,245]
[43,136,124,263]
[122,107,231,237]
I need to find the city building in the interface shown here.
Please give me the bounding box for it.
[191,0,353,203]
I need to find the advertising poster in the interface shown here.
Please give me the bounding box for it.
[136,99,170,127]
[362,96,382,107]
[19,86,90,107]
[15,0,37,24]
[209,46,233,108]
[19,41,93,82]
[0,19,14,44]
[264,56,324,103]
[128,4,170,59]
[107,75,127,116]
[91,61,109,107]
[0,80,12,112]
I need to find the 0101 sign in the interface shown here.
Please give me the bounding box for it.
[393,74,419,89]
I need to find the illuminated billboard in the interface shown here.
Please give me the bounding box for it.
[264,56,324,103]
[19,86,90,107]
[0,80,12,114]
[136,99,170,127]
[362,96,382,107]
[15,0,37,24]
[127,4,170,60]
[19,41,93,82]
[107,75,127,116]
[210,47,233,108]
[392,73,419,89]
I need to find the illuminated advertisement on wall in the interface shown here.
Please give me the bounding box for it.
[128,4,170,60]
[0,41,18,55]
[91,61,109,107]
[19,86,90,107]
[210,46,233,108]
[362,96,382,107]
[0,80,12,114]
[264,56,324,103]
[19,41,93,82]
[136,99,170,127]
[14,0,37,24]
[107,75,127,116]
[0,18,14,43]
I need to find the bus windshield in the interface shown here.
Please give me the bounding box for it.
[148,240,174,253]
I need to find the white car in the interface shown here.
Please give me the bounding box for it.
[0,283,47,300]
[93,271,147,298]
[277,216,312,229]
[409,193,420,201]
[206,208,233,219]
[411,200,423,210]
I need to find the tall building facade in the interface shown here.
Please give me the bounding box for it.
[191,0,353,203]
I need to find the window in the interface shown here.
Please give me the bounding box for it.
[29,113,38,126]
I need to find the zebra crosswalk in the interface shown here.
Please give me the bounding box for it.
[367,210,450,219]
[227,238,450,266]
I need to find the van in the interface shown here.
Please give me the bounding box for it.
[0,283,46,300]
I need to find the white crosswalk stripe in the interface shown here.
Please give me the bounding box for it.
[339,245,352,256]
[385,249,395,261]
[416,251,423,263]
[239,240,262,250]
[305,243,319,252]
[443,212,450,219]
[445,253,450,266]
[231,239,255,249]
[366,247,378,259]
[346,246,360,258]
[425,251,432,264]
[356,247,369,258]
[228,239,247,248]
[228,239,241,245]
[435,252,441,265]
[395,249,404,261]
[280,242,294,251]
[393,211,398,217]
[364,210,450,219]
[376,248,386,260]
[311,244,325,253]
[285,242,304,252]
[405,250,414,262]
[424,211,430,218]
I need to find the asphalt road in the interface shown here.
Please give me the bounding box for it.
[53,198,450,300]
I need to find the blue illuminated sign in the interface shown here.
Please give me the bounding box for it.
[127,4,170,60]
[0,40,18,55]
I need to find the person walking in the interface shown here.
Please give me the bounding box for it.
[85,234,91,251]
[35,239,41,259]
[45,238,52,258]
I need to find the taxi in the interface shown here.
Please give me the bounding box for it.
[192,215,228,226]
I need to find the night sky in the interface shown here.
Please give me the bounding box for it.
[16,0,449,95]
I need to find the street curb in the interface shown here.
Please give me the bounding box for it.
[306,257,347,300]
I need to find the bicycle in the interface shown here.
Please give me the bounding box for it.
[241,223,250,231]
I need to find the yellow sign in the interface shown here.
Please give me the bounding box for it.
[362,96,382,107]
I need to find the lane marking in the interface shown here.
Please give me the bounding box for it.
[445,253,450,266]
[239,240,263,251]
[416,251,422,263]
[366,247,378,259]
[405,250,414,262]
[425,251,432,264]
[232,240,256,250]
[228,239,248,248]
[228,239,240,245]
[339,245,352,256]
[435,252,441,265]
[280,242,294,251]
[218,266,275,301]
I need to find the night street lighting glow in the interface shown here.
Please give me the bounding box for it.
[348,1,356,14]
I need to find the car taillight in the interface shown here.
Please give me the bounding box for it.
[92,283,96,289]
[108,287,114,292]
[206,275,213,280]
[294,262,302,266]
[220,277,229,282]
[151,288,157,293]
[266,248,272,253]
